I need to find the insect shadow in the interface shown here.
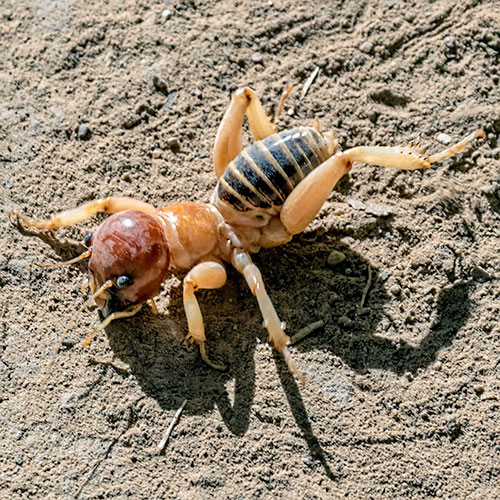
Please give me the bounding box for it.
[15,216,472,480]
[100,227,472,481]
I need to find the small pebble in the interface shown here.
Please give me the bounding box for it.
[379,270,389,282]
[302,455,314,467]
[121,172,132,182]
[61,338,76,348]
[389,284,401,295]
[360,41,373,54]
[368,111,379,123]
[471,265,490,282]
[443,36,455,49]
[152,149,162,159]
[338,316,353,327]
[153,75,168,94]
[166,137,180,151]
[420,410,429,420]
[251,52,263,64]
[445,416,462,439]
[122,116,141,129]
[3,182,13,189]
[287,107,294,116]
[60,393,75,405]
[479,183,497,195]
[473,384,485,395]
[327,250,346,267]
[161,9,172,20]
[77,123,91,140]
[357,307,370,316]
[432,361,442,371]
[481,392,498,401]
[437,133,452,145]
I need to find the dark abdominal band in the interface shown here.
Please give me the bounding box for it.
[217,127,328,212]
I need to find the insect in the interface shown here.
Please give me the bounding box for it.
[11,87,485,382]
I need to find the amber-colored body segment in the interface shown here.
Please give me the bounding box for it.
[157,202,227,269]
[10,86,485,382]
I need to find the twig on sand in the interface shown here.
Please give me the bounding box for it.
[158,399,188,453]
[302,66,320,98]
[288,320,325,345]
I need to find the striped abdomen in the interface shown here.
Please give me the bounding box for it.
[216,127,331,212]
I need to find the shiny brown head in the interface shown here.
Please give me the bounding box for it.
[86,211,170,315]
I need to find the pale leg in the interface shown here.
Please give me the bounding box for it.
[280,154,352,235]
[10,197,157,231]
[231,249,303,383]
[183,261,227,370]
[82,304,143,347]
[213,87,276,178]
[343,129,486,170]
[280,129,485,235]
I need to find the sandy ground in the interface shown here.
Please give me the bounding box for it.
[1,0,500,498]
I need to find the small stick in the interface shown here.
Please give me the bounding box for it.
[158,399,187,453]
[360,267,373,308]
[301,66,320,98]
[288,320,325,345]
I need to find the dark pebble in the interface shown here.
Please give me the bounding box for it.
[167,137,180,151]
[471,265,491,282]
[77,124,91,140]
[122,116,141,129]
[62,338,76,348]
[445,417,462,440]
[153,75,168,95]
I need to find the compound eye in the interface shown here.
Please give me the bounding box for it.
[116,275,133,289]
[83,232,94,248]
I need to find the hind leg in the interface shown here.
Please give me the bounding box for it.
[213,87,276,178]
[280,130,485,235]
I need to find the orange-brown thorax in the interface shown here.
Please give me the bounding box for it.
[157,202,227,270]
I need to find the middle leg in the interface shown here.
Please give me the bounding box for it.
[231,248,303,383]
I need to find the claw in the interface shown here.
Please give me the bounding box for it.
[199,342,226,371]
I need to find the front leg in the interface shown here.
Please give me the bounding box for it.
[183,261,227,370]
[10,197,157,231]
